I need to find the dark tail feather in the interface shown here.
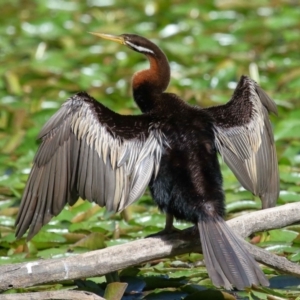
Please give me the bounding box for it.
[198,216,269,290]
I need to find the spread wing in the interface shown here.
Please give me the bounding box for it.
[15,92,165,240]
[204,76,279,208]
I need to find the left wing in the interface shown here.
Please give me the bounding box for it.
[15,92,165,240]
[204,76,279,208]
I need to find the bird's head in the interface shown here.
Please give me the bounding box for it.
[89,33,157,56]
[90,32,170,104]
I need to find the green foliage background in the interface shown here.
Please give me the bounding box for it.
[0,0,300,299]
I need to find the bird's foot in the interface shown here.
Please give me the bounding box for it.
[146,226,182,238]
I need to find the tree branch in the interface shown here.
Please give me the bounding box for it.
[0,291,104,300]
[227,201,300,238]
[0,203,299,292]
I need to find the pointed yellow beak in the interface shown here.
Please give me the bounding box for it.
[89,32,125,45]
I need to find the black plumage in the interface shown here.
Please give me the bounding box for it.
[15,33,279,290]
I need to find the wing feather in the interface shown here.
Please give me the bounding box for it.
[129,156,154,205]
[15,92,165,239]
[204,76,279,208]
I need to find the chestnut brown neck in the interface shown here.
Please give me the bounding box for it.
[132,44,170,113]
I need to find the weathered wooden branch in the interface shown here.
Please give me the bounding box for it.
[227,201,300,237]
[0,290,104,300]
[0,202,299,293]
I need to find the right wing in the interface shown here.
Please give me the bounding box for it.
[15,92,165,240]
[204,76,279,208]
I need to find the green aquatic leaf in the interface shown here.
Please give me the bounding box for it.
[31,231,67,244]
[71,232,106,250]
[36,245,72,259]
[103,282,128,300]
[268,229,298,243]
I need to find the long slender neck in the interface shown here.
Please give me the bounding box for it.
[132,45,170,113]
